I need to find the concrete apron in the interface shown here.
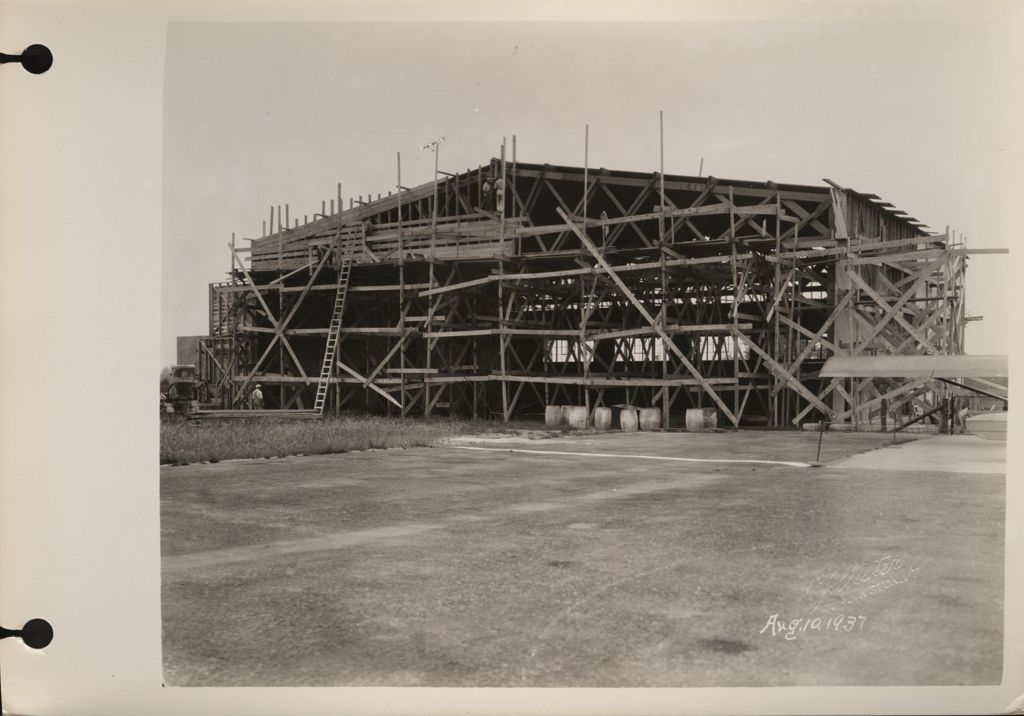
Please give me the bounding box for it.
[830,434,1006,475]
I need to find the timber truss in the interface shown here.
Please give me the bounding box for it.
[195,156,969,428]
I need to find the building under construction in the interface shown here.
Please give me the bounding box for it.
[181,147,978,429]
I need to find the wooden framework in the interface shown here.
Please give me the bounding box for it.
[194,151,971,428]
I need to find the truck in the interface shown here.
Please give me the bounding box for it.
[160,365,200,416]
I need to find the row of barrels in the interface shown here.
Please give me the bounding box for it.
[544,406,718,432]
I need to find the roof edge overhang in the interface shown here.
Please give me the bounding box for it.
[820,355,1008,379]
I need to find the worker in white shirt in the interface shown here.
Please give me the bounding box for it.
[493,176,505,215]
[481,176,493,211]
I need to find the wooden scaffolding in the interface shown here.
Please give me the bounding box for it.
[193,147,972,429]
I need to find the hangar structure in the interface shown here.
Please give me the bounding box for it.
[187,143,977,429]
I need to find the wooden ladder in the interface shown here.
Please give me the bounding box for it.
[313,258,353,416]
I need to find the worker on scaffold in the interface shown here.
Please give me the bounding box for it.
[481,175,493,211]
[251,383,264,410]
[493,175,505,216]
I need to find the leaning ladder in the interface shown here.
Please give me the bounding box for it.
[313,258,353,416]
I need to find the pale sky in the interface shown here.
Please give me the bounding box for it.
[162,16,1011,365]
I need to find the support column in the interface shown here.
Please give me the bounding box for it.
[729,186,739,429]
[772,196,782,427]
[498,262,509,422]
[660,240,669,428]
[397,152,407,416]
[657,112,669,427]
[425,262,435,416]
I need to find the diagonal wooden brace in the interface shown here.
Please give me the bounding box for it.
[729,328,833,421]
[230,243,330,402]
[336,360,402,409]
[848,257,944,354]
[558,207,739,427]
[848,271,934,350]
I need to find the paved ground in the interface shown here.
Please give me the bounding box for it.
[161,430,1005,687]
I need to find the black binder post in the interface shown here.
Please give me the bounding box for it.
[0,618,53,649]
[0,44,53,74]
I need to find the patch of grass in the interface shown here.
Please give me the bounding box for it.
[160,414,554,465]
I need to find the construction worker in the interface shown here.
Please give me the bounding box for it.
[493,176,505,215]
[481,176,493,211]
[251,383,264,410]
[600,210,609,245]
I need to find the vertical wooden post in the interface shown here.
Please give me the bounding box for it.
[659,114,671,426]
[787,217,799,423]
[658,113,669,419]
[944,230,953,355]
[500,138,507,248]
[583,125,589,225]
[425,263,435,415]
[278,281,284,408]
[659,110,666,241]
[660,232,670,428]
[431,141,440,256]
[581,126,589,418]
[832,198,852,422]
[512,134,518,254]
[455,171,461,234]
[729,185,739,427]
[498,266,509,422]
[275,217,283,408]
[337,182,342,213]
[579,280,586,414]
[397,151,406,415]
[772,195,782,427]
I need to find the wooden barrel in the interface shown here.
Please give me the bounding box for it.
[685,407,717,431]
[638,407,661,431]
[558,405,571,426]
[593,407,613,431]
[566,405,588,429]
[620,409,639,433]
[544,405,562,427]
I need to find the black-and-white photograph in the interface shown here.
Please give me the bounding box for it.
[156,17,1012,689]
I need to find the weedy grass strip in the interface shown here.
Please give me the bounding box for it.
[160,415,551,464]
